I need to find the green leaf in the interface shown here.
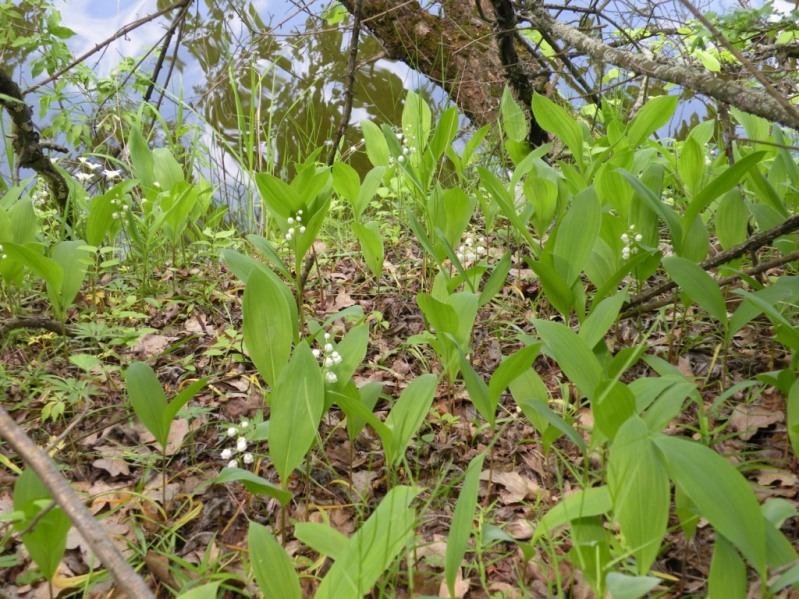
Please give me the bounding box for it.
[175,582,221,599]
[243,269,294,388]
[533,486,612,542]
[626,95,678,148]
[677,137,705,196]
[501,87,527,142]
[708,535,746,599]
[163,377,207,426]
[401,90,432,149]
[479,252,511,307]
[332,162,361,216]
[202,467,292,505]
[125,361,169,449]
[662,256,727,325]
[294,521,349,559]
[533,93,583,166]
[315,486,420,599]
[446,454,485,597]
[361,119,389,167]
[352,221,384,279]
[488,343,542,408]
[534,319,602,399]
[128,126,154,190]
[51,240,94,313]
[606,572,661,599]
[429,106,459,161]
[715,190,749,250]
[461,356,493,426]
[527,259,574,318]
[608,417,669,574]
[653,435,766,574]
[616,169,682,251]
[580,291,627,349]
[788,379,799,460]
[384,374,438,467]
[13,468,71,580]
[248,522,302,599]
[516,397,585,451]
[524,177,558,237]
[552,187,601,286]
[269,343,325,482]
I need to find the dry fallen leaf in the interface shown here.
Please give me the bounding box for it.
[730,404,784,441]
[481,470,541,504]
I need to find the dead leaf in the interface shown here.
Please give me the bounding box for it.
[481,470,541,504]
[133,333,174,358]
[92,447,130,477]
[730,405,784,441]
[438,569,470,598]
[505,518,534,540]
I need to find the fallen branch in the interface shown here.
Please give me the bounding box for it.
[0,403,154,598]
[0,317,73,338]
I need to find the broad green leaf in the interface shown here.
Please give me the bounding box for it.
[86,181,136,246]
[401,90,432,148]
[527,259,574,318]
[352,221,384,279]
[682,152,765,235]
[13,468,71,580]
[626,95,678,148]
[517,397,585,451]
[254,172,300,218]
[489,343,542,407]
[662,256,727,325]
[269,343,325,482]
[533,486,612,542]
[429,106,459,161]
[653,435,766,574]
[606,572,661,599]
[580,291,627,349]
[128,126,154,190]
[479,252,511,307]
[332,162,361,215]
[446,454,485,597]
[677,136,705,196]
[593,379,637,441]
[125,361,169,449]
[163,377,208,426]
[294,521,349,559]
[461,356,493,426]
[1,242,63,305]
[247,234,293,280]
[534,319,602,399]
[330,384,391,442]
[152,147,185,190]
[501,87,527,142]
[715,190,749,250]
[533,93,583,165]
[51,240,94,313]
[708,535,746,599]
[356,166,385,219]
[248,522,302,599]
[243,269,294,388]
[617,169,682,251]
[175,582,221,599]
[384,374,438,467]
[477,167,537,249]
[315,486,420,599]
[553,187,601,286]
[523,176,558,237]
[203,467,292,505]
[608,417,669,574]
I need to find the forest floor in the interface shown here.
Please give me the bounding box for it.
[0,240,797,598]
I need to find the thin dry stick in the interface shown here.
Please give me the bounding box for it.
[621,249,799,319]
[625,214,799,312]
[0,404,154,598]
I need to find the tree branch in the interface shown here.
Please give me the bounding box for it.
[521,1,799,131]
[0,403,154,598]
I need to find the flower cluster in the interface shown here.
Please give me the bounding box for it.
[74,157,123,184]
[220,420,254,468]
[620,224,643,260]
[0,243,6,260]
[387,129,417,167]
[110,197,129,220]
[285,210,306,242]
[456,235,487,266]
[312,332,342,384]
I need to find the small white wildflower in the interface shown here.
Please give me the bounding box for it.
[236,437,247,452]
[350,146,358,153]
[243,452,254,465]
[299,226,306,234]
[476,246,486,255]
[333,354,342,365]
[153,181,161,188]
[288,227,295,236]
[397,155,405,163]
[297,209,303,216]
[0,254,6,260]
[622,247,631,260]
[103,169,122,180]
[312,348,322,358]
[325,371,338,384]
[324,343,333,353]
[240,420,249,428]
[111,212,120,219]
[227,459,238,468]
[226,427,237,437]
[288,216,295,224]
[634,233,643,243]
[75,172,93,182]
[324,357,333,368]
[324,333,331,340]
[221,448,233,460]
[465,237,473,246]
[285,233,293,241]
[456,253,464,262]
[621,233,630,244]
[78,156,91,166]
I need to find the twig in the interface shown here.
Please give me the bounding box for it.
[24,0,191,96]
[0,317,73,338]
[0,403,154,598]
[327,0,364,166]
[621,224,799,320]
